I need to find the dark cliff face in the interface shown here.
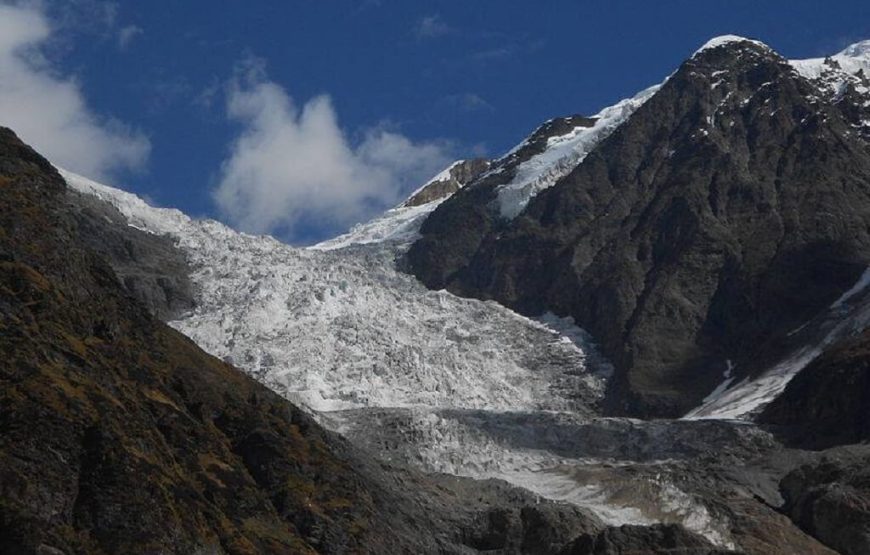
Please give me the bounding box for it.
[759,329,870,449]
[407,39,870,417]
[65,189,196,321]
[778,447,870,555]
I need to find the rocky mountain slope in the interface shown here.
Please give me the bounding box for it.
[407,36,870,418]
[0,128,401,553]
[779,446,870,555]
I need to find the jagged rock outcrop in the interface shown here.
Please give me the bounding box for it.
[407,37,870,417]
[778,446,870,555]
[404,158,490,207]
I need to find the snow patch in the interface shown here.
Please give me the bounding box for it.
[682,349,820,421]
[311,200,438,250]
[685,265,870,420]
[831,265,870,308]
[699,361,737,405]
[495,84,660,219]
[534,312,614,380]
[314,159,479,250]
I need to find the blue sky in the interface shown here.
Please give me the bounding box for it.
[2,0,870,243]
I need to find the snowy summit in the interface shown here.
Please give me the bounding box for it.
[693,34,770,56]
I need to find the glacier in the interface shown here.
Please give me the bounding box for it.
[63,169,608,414]
[63,165,740,547]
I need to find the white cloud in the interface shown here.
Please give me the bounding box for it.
[213,62,452,242]
[0,3,149,181]
[416,14,451,39]
[440,92,494,112]
[117,24,143,50]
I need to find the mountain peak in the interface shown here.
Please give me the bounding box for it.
[790,37,870,111]
[409,29,870,419]
[693,34,770,57]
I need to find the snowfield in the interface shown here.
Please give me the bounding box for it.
[790,39,870,99]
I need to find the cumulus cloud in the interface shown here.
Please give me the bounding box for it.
[213,62,452,242]
[0,3,149,181]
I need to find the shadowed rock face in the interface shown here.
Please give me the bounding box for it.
[407,38,870,417]
[760,329,870,449]
[560,524,740,555]
[778,446,870,555]
[65,189,196,321]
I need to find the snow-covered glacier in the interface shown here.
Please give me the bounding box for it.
[63,169,609,414]
[63,165,743,548]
